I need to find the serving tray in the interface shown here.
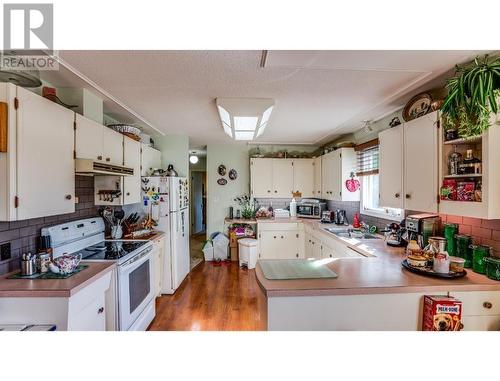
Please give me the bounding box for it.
[402,260,466,279]
[8,265,88,280]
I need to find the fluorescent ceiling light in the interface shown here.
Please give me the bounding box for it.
[216,98,275,141]
[189,155,199,164]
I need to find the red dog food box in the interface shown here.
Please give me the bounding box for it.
[422,295,462,331]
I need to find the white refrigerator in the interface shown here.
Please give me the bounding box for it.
[142,176,190,294]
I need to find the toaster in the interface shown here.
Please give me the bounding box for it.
[321,210,335,223]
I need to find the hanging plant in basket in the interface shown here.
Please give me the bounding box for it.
[441,55,500,137]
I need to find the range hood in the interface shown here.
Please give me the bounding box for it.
[75,158,134,176]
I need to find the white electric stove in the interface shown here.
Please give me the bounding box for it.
[41,217,156,331]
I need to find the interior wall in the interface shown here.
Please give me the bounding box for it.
[155,135,189,177]
[206,143,318,238]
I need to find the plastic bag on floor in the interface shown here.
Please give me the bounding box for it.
[212,233,229,260]
[202,240,214,261]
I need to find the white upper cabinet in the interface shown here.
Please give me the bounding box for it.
[293,159,314,198]
[102,127,124,166]
[0,83,75,221]
[378,111,438,213]
[250,158,274,198]
[403,111,438,213]
[321,148,359,201]
[141,144,162,176]
[75,114,104,161]
[75,114,124,166]
[272,159,294,197]
[313,156,322,198]
[379,125,404,209]
[123,137,142,204]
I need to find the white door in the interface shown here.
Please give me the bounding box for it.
[403,111,439,212]
[102,127,124,166]
[251,158,273,198]
[293,159,314,198]
[16,86,75,220]
[379,125,404,209]
[123,136,142,204]
[273,159,294,198]
[141,145,162,176]
[313,157,322,198]
[330,150,342,201]
[75,114,104,161]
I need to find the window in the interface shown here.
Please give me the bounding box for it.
[356,139,403,221]
[360,174,403,221]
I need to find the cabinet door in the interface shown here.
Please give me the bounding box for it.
[313,157,322,198]
[379,125,404,209]
[312,238,322,259]
[75,113,104,161]
[305,233,313,258]
[251,158,273,198]
[272,159,294,198]
[321,152,334,200]
[403,112,438,212]
[141,145,162,176]
[293,159,314,198]
[277,230,304,259]
[16,86,75,220]
[330,149,343,201]
[102,127,124,166]
[123,137,142,205]
[259,231,280,259]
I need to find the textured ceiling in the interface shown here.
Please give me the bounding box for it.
[57,50,486,147]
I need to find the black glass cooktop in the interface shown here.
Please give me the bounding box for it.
[79,241,147,260]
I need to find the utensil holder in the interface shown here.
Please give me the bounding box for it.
[21,258,37,276]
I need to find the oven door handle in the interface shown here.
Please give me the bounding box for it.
[120,246,153,270]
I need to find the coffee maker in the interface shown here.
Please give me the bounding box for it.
[405,213,441,248]
[334,209,348,225]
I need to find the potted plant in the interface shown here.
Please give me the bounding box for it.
[441,55,500,138]
[234,195,255,219]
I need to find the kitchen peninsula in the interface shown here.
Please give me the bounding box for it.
[255,220,500,331]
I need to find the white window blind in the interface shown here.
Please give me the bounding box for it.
[356,140,379,177]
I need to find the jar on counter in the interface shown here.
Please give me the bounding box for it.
[37,252,51,274]
[472,245,491,274]
[455,234,473,268]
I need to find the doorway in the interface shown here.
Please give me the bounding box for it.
[189,149,207,269]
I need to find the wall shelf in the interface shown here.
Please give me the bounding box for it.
[443,174,482,179]
[443,135,482,145]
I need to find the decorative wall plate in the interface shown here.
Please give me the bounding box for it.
[402,93,432,122]
[217,178,227,185]
[218,164,226,176]
[229,169,237,180]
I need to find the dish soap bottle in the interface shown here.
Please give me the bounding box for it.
[289,198,297,217]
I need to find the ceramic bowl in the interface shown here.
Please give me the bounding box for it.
[50,253,82,274]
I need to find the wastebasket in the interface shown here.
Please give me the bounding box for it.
[238,238,259,269]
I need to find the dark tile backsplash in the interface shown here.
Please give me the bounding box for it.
[0,176,100,275]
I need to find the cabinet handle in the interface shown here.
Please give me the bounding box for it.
[274,190,277,193]
[281,235,284,239]
[405,194,411,199]
[273,236,276,239]
[483,301,493,309]
[395,193,400,198]
[97,307,104,314]
[65,195,72,200]
[329,254,332,258]
[106,157,111,162]
[267,190,271,193]
[97,155,103,160]
[126,192,130,196]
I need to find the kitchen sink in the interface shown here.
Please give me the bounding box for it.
[324,227,381,240]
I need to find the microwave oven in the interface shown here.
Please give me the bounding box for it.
[296,200,326,219]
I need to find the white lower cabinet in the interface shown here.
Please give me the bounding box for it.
[152,236,165,297]
[0,268,112,331]
[258,223,304,259]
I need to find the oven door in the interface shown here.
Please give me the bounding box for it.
[118,246,155,330]
[297,205,313,216]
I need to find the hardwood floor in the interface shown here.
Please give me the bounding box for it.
[148,261,267,331]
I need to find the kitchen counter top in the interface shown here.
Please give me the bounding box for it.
[106,230,165,241]
[256,219,500,297]
[0,261,116,298]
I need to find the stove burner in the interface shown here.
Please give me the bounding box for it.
[80,241,148,260]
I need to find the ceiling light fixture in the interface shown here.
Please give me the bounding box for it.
[189,155,199,164]
[216,98,275,141]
